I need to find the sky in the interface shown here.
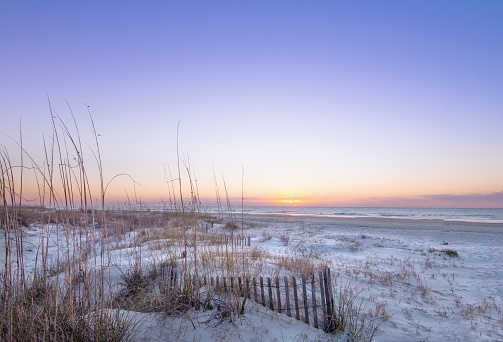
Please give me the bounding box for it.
[1,1,502,208]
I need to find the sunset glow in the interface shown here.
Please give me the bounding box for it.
[276,199,305,204]
[1,1,502,208]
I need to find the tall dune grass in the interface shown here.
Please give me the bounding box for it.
[1,106,389,341]
[1,107,132,340]
[0,106,254,340]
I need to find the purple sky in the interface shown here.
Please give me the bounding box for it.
[1,1,502,207]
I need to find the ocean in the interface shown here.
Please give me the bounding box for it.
[205,206,503,224]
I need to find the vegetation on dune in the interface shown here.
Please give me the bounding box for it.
[1,106,391,341]
[428,247,459,258]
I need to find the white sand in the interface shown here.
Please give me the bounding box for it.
[3,213,502,341]
[238,214,503,341]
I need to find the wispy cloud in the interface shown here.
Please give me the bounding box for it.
[199,192,503,208]
[344,191,503,208]
[420,191,503,207]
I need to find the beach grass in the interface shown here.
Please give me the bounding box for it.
[2,110,502,341]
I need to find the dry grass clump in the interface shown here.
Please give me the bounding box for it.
[339,236,364,252]
[0,205,45,228]
[259,230,272,242]
[250,246,268,261]
[1,274,134,341]
[429,248,459,258]
[460,296,502,323]
[0,109,141,341]
[279,233,290,246]
[325,282,389,341]
[275,255,321,277]
[294,240,323,260]
[224,221,238,231]
[113,263,196,316]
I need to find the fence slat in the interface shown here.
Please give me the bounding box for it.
[293,276,300,320]
[318,270,327,331]
[326,267,334,314]
[276,277,282,313]
[302,275,309,325]
[268,277,274,310]
[253,277,258,302]
[174,268,178,291]
[311,273,318,329]
[323,267,334,331]
[260,277,265,306]
[168,266,173,288]
[284,276,291,317]
[246,277,251,299]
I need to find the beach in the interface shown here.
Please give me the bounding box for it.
[237,213,503,341]
[1,209,502,341]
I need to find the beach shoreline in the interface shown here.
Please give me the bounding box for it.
[237,212,503,231]
[2,208,502,341]
[236,211,503,341]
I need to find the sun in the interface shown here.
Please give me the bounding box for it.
[279,199,303,204]
[271,197,307,205]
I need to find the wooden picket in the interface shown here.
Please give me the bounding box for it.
[157,264,336,332]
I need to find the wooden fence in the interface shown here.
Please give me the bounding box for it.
[216,235,251,247]
[157,265,337,332]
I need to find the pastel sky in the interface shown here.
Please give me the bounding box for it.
[1,1,502,208]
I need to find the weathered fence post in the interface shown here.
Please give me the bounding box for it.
[168,267,173,289]
[318,270,327,330]
[173,268,178,291]
[284,276,291,317]
[323,267,335,331]
[311,273,318,328]
[276,277,282,313]
[302,274,309,325]
[326,267,334,314]
[293,276,300,320]
[245,277,250,298]
[253,277,258,302]
[260,277,265,306]
[161,265,166,280]
[268,277,274,310]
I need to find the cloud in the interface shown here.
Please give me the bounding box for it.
[421,191,503,207]
[198,191,503,208]
[346,191,503,208]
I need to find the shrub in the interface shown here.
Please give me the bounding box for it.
[279,233,290,246]
[259,230,272,242]
[428,248,459,257]
[442,249,459,257]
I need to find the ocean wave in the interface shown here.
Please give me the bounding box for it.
[200,206,503,224]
